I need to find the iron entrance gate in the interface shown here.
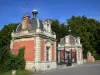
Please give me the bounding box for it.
[65,51,72,64]
[58,51,72,64]
[58,50,77,65]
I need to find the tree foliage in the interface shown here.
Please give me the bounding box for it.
[51,16,100,59]
[0,23,25,72]
[66,16,100,58]
[0,23,18,47]
[0,47,25,72]
[51,20,68,42]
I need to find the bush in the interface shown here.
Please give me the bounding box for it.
[17,47,26,69]
[0,46,11,72]
[0,47,26,72]
[94,54,100,60]
[10,47,26,70]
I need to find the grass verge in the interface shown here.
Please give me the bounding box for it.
[0,70,32,75]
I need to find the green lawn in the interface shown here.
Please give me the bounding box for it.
[0,70,32,75]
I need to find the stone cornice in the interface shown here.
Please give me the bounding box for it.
[58,44,82,50]
[12,31,56,41]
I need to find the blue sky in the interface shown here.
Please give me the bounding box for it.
[0,0,100,29]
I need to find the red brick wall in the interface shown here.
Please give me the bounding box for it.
[52,43,55,61]
[13,40,35,61]
[40,40,45,61]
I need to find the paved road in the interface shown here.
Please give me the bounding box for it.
[31,63,100,75]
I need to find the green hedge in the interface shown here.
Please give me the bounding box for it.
[94,54,100,60]
[0,47,25,72]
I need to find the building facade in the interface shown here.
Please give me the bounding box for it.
[10,10,57,71]
[58,35,83,65]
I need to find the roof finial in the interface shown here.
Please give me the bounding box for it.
[32,9,38,18]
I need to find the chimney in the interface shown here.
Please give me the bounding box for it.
[21,14,30,31]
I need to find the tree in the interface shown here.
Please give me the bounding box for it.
[51,19,61,42]
[51,19,68,42]
[0,23,18,47]
[67,16,100,58]
[0,23,19,72]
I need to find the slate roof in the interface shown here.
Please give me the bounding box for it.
[31,18,43,30]
[16,18,43,32]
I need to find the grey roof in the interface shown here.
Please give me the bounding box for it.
[59,35,76,45]
[68,35,76,45]
[31,18,43,30]
[16,18,44,32]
